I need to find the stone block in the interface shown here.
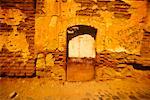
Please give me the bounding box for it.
[46,53,55,67]
[36,58,45,69]
[51,65,66,81]
[37,53,45,59]
[95,67,118,81]
[116,64,127,68]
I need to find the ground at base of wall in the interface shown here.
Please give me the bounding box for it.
[0,70,150,100]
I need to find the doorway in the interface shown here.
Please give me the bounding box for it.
[66,25,97,81]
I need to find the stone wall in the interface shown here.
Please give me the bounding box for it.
[0,0,150,80]
[141,1,150,58]
[141,32,150,58]
[35,0,147,54]
[144,1,150,32]
[35,50,66,80]
[0,0,35,76]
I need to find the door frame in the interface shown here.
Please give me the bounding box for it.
[66,25,97,79]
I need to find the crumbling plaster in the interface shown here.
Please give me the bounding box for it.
[35,0,148,55]
[0,8,30,62]
[145,1,150,32]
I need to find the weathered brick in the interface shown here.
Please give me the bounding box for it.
[0,0,35,77]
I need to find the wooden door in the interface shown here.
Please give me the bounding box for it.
[67,34,95,81]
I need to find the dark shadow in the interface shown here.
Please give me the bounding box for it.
[130,63,150,70]
[67,25,97,41]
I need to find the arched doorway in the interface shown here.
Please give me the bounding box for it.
[66,25,97,81]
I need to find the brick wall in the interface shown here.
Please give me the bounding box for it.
[141,32,150,58]
[0,0,35,77]
[141,1,150,58]
[0,0,149,79]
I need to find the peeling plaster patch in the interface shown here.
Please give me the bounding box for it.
[0,33,7,51]
[6,27,30,62]
[0,8,26,25]
[116,25,144,54]
[46,53,55,67]
[49,16,58,27]
[144,2,150,32]
[36,54,46,69]
[108,47,128,53]
[0,8,30,63]
[35,0,147,55]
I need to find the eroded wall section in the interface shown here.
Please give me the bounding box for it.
[34,0,149,80]
[35,0,147,54]
[0,0,35,76]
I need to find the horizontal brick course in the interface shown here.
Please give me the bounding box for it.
[0,0,35,77]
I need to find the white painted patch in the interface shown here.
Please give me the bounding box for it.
[69,34,95,58]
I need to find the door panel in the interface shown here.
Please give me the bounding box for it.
[67,34,95,81]
[67,58,94,81]
[68,34,95,58]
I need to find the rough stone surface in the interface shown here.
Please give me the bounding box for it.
[0,0,150,79]
[45,53,55,67]
[144,2,150,32]
[141,32,150,59]
[36,58,45,69]
[51,65,66,81]
[95,65,137,81]
[35,0,147,55]
[35,51,66,80]
[0,0,35,76]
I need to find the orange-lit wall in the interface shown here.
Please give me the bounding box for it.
[35,0,148,54]
[0,0,150,78]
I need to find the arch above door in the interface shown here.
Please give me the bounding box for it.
[67,25,97,41]
[66,25,97,58]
